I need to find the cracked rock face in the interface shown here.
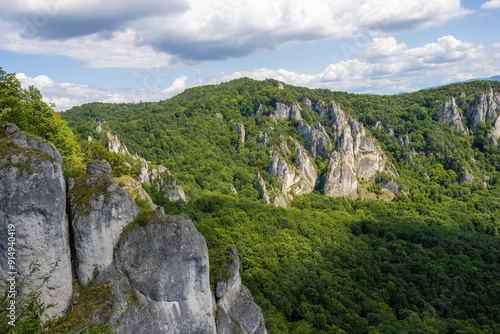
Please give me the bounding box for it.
[256,173,271,204]
[324,151,359,199]
[215,246,267,334]
[274,102,302,120]
[0,132,72,317]
[137,163,186,202]
[110,216,216,334]
[436,97,468,134]
[69,162,138,288]
[297,121,332,159]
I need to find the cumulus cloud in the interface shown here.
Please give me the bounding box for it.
[16,35,500,111]
[208,36,500,94]
[0,0,473,66]
[16,73,188,111]
[481,0,500,9]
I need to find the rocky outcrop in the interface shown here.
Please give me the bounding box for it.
[137,163,186,202]
[0,127,72,317]
[257,131,269,145]
[268,141,317,207]
[276,82,284,90]
[215,246,267,334]
[69,161,138,288]
[297,121,332,159]
[459,169,475,185]
[466,90,500,145]
[256,173,271,204]
[436,97,468,134]
[398,134,410,149]
[109,215,217,334]
[302,97,313,111]
[115,175,157,210]
[274,102,302,120]
[106,131,131,155]
[324,151,358,199]
[231,121,246,143]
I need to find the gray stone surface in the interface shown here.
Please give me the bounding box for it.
[297,121,332,158]
[0,132,72,317]
[69,172,138,288]
[111,216,216,334]
[324,151,358,199]
[86,160,112,175]
[137,163,187,202]
[256,173,271,204]
[215,246,267,334]
[274,102,302,120]
[436,97,468,134]
[459,169,475,185]
[4,122,19,136]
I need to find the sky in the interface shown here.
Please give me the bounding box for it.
[0,0,499,111]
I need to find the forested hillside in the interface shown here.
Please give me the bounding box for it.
[2,68,500,333]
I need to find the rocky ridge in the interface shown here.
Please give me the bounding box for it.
[0,124,266,333]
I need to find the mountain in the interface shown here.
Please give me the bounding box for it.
[2,70,500,333]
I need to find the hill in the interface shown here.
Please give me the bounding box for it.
[2,69,500,333]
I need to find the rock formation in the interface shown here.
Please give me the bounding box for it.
[459,169,475,185]
[274,102,302,120]
[106,131,131,155]
[297,121,332,159]
[436,97,468,134]
[256,173,271,204]
[215,246,267,334]
[138,163,186,202]
[398,134,410,149]
[0,125,72,317]
[268,140,317,207]
[115,175,157,210]
[324,151,358,199]
[108,215,217,334]
[69,161,138,288]
[258,131,269,145]
[231,120,246,143]
[465,90,500,145]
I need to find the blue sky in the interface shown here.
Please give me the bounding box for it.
[1,0,499,110]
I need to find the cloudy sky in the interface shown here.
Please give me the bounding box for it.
[1,0,499,110]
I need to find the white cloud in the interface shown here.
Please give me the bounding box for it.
[481,0,500,9]
[16,73,188,111]
[16,35,500,111]
[0,0,473,66]
[207,36,500,94]
[493,42,500,48]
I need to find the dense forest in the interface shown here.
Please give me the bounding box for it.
[2,67,500,333]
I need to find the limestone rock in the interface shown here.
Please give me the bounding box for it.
[465,90,500,127]
[256,104,264,115]
[398,134,410,149]
[324,151,358,199]
[274,102,302,120]
[86,160,112,176]
[302,97,313,111]
[231,121,246,143]
[115,175,157,210]
[381,180,400,195]
[227,183,237,194]
[276,82,284,90]
[459,169,475,185]
[110,216,216,334]
[436,97,468,134]
[215,246,267,334]
[256,173,271,204]
[297,121,332,159]
[106,131,131,155]
[373,121,383,131]
[69,168,138,288]
[294,141,318,190]
[4,122,19,136]
[257,131,269,145]
[0,132,72,317]
[137,163,186,202]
